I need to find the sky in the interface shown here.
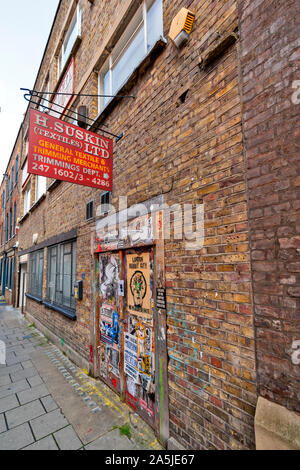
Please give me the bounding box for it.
[0,0,60,176]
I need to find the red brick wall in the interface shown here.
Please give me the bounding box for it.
[17,0,258,449]
[239,0,300,412]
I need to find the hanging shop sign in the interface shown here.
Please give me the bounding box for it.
[28,108,113,190]
[50,58,74,117]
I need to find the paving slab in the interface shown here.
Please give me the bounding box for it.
[0,364,22,377]
[0,375,11,386]
[0,394,19,413]
[30,409,69,440]
[0,379,30,399]
[0,413,6,433]
[24,435,59,450]
[27,375,44,388]
[17,383,49,405]
[22,360,34,369]
[10,367,38,382]
[85,428,138,450]
[0,423,34,450]
[54,425,83,450]
[6,399,46,429]
[30,351,122,445]
[40,395,58,412]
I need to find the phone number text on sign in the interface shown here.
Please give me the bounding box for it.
[28,109,113,190]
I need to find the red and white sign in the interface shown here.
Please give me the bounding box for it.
[28,108,113,190]
[50,58,74,117]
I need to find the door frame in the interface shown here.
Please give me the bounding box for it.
[91,211,169,445]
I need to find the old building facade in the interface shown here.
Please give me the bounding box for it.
[0,0,299,450]
[0,126,22,306]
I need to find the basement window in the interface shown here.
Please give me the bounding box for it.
[98,0,163,112]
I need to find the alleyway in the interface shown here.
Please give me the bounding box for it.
[0,302,162,450]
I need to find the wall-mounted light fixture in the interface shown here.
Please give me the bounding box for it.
[168,8,195,48]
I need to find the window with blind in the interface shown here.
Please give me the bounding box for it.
[98,0,163,112]
[28,250,44,298]
[47,241,76,310]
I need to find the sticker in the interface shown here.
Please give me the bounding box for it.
[127,253,151,320]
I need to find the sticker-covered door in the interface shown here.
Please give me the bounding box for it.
[98,253,122,393]
[124,249,156,429]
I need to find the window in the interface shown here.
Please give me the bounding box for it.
[5,213,8,242]
[98,0,163,112]
[100,191,111,215]
[9,208,12,239]
[22,157,29,186]
[29,250,44,298]
[35,175,47,201]
[2,192,4,208]
[7,177,10,200]
[13,202,16,236]
[11,167,14,193]
[57,5,81,79]
[23,185,31,215]
[15,155,18,185]
[1,225,3,246]
[47,241,76,310]
[86,200,94,220]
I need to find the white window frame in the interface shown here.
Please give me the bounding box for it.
[35,175,47,202]
[100,191,111,216]
[23,184,31,215]
[57,5,82,79]
[98,0,163,113]
[22,157,29,187]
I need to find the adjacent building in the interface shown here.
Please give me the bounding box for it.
[0,0,299,450]
[0,126,22,306]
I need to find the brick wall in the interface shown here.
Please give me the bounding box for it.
[239,0,300,412]
[17,0,258,449]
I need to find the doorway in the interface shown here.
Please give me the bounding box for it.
[19,263,27,309]
[96,246,156,430]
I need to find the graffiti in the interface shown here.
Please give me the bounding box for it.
[100,254,119,302]
[291,340,300,365]
[100,309,119,345]
[167,304,211,395]
[106,346,120,377]
[99,253,121,386]
[125,315,155,418]
[130,271,147,307]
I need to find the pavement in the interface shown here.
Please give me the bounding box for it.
[0,300,163,451]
